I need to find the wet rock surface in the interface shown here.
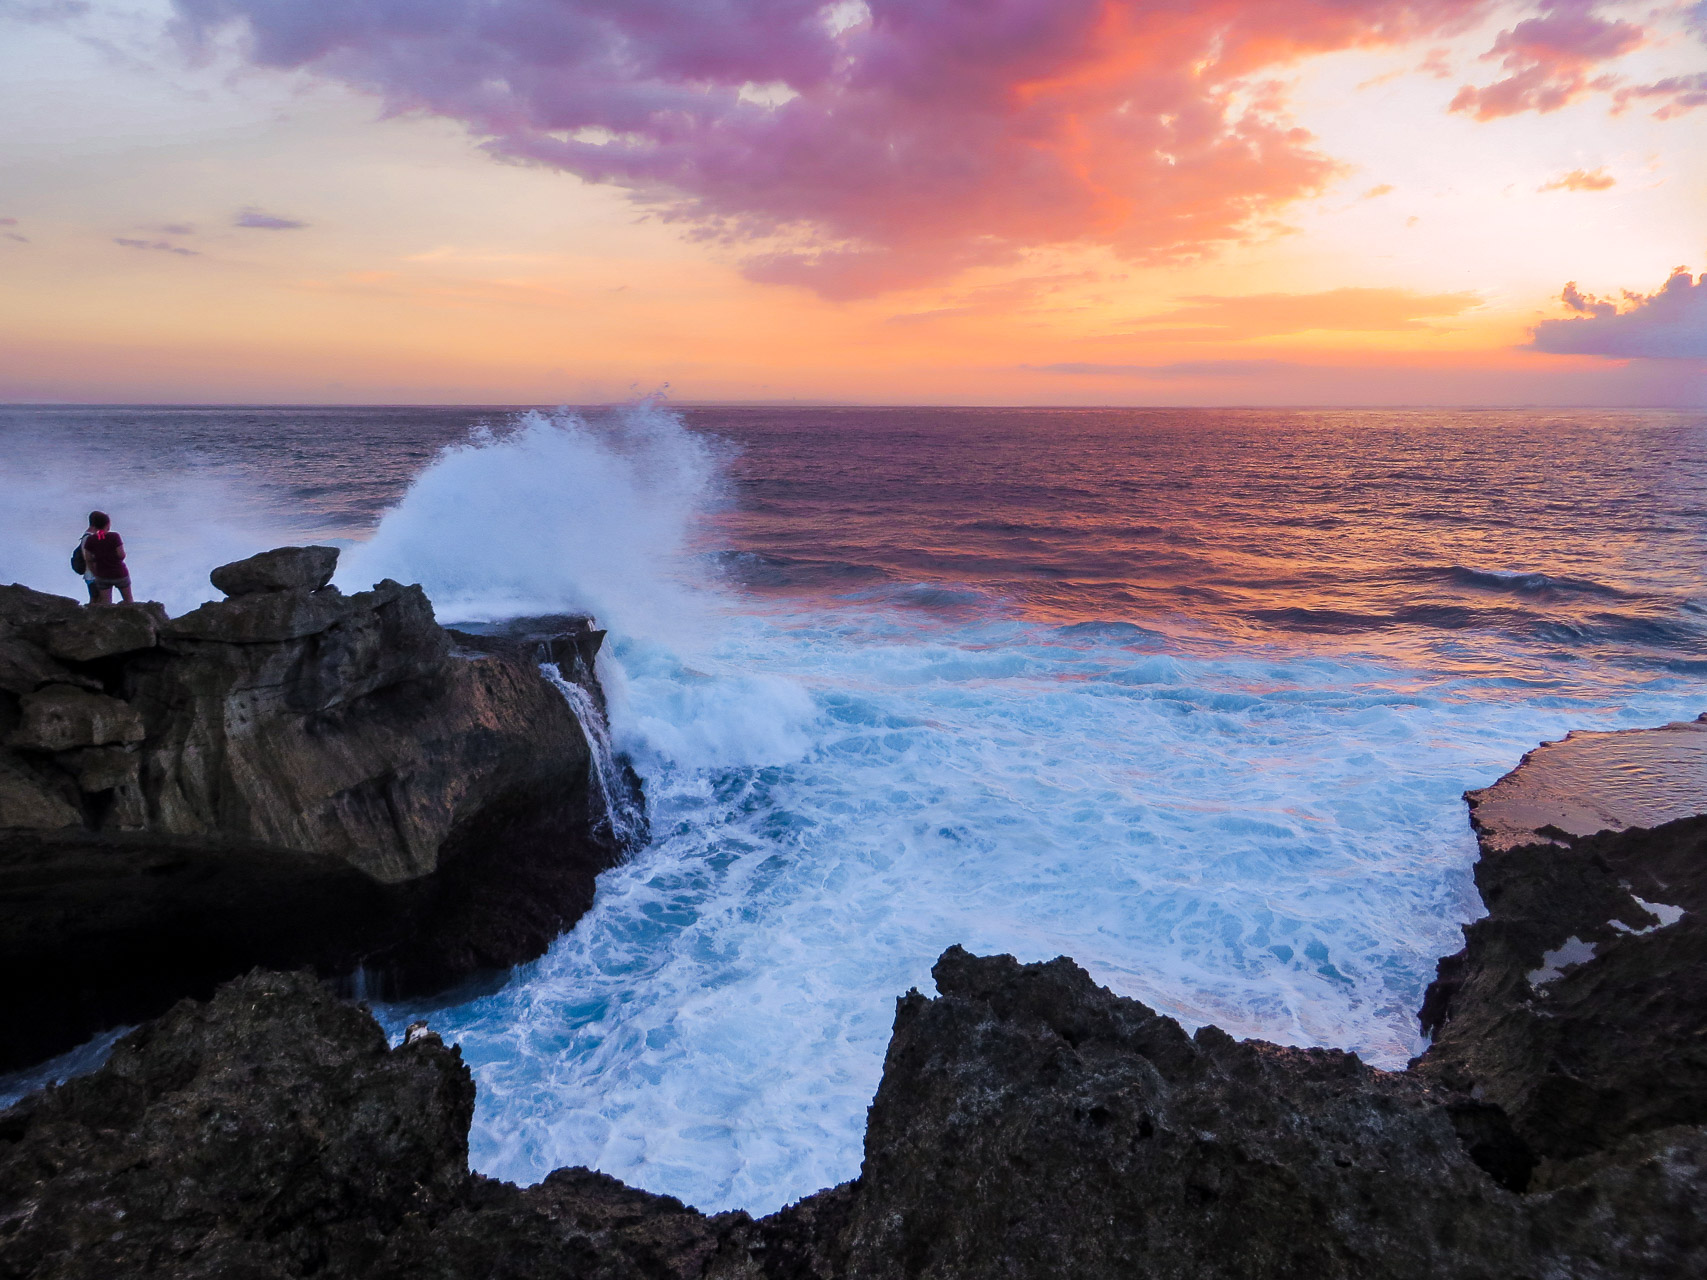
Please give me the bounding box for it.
[0,550,633,1071]
[1419,804,1707,1168]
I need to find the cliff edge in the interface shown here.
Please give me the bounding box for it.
[0,547,635,1070]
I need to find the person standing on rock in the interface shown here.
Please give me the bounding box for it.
[80,510,134,605]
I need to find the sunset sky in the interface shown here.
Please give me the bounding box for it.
[2,0,1703,405]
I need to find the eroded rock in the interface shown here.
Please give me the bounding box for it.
[7,948,1707,1278]
[0,555,634,1071]
[8,685,145,752]
[42,602,167,662]
[209,544,341,596]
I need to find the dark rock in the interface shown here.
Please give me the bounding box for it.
[0,755,80,829]
[42,602,168,662]
[0,971,738,1280]
[9,948,1707,1278]
[0,563,634,1071]
[0,583,86,639]
[0,970,475,1280]
[209,545,341,596]
[165,584,360,644]
[7,685,145,752]
[1415,811,1707,1166]
[0,626,95,697]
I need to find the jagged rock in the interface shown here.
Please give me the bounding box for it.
[1416,811,1707,1166]
[42,602,168,662]
[0,971,476,1280]
[7,685,145,752]
[1417,719,1707,1167]
[210,544,341,596]
[0,561,634,1071]
[7,949,1707,1279]
[0,971,735,1280]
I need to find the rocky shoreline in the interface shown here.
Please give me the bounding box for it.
[4,706,1707,1274]
[0,548,637,1070]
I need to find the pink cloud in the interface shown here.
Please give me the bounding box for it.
[175,0,1495,296]
[1450,0,1645,119]
[1530,268,1707,358]
[1613,71,1707,119]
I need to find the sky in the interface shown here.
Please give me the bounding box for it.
[0,0,1703,406]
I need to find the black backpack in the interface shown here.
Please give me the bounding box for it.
[71,538,86,576]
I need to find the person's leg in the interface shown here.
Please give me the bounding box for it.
[117,578,133,604]
[92,582,113,605]
[85,579,99,604]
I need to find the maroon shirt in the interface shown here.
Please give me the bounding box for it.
[83,530,127,580]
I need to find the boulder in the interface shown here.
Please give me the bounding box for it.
[8,685,145,752]
[209,545,340,596]
[42,602,167,662]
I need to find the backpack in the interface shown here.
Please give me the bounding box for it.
[71,538,86,576]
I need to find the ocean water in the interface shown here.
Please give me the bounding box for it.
[3,402,1706,1212]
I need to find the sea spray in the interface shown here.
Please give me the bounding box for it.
[340,403,732,645]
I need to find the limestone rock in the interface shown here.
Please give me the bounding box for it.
[210,544,340,596]
[0,971,476,1280]
[0,564,633,1072]
[43,602,167,662]
[164,583,359,644]
[8,685,145,751]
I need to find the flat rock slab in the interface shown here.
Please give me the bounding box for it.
[1467,716,1707,851]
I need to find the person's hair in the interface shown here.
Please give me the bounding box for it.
[88,511,110,530]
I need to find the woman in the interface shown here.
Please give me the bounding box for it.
[81,510,134,605]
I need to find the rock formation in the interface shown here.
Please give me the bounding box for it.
[0,549,632,1071]
[6,708,1706,1276]
[1418,717,1707,1169]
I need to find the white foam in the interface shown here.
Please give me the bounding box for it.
[1527,936,1598,987]
[379,597,1707,1216]
[1612,895,1687,933]
[340,404,730,647]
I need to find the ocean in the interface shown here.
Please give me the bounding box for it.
[3,402,1706,1213]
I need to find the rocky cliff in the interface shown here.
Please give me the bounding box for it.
[5,720,1705,1277]
[0,548,634,1070]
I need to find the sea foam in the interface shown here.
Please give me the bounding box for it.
[359,408,1707,1216]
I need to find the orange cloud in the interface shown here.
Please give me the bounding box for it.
[1538,167,1615,191]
